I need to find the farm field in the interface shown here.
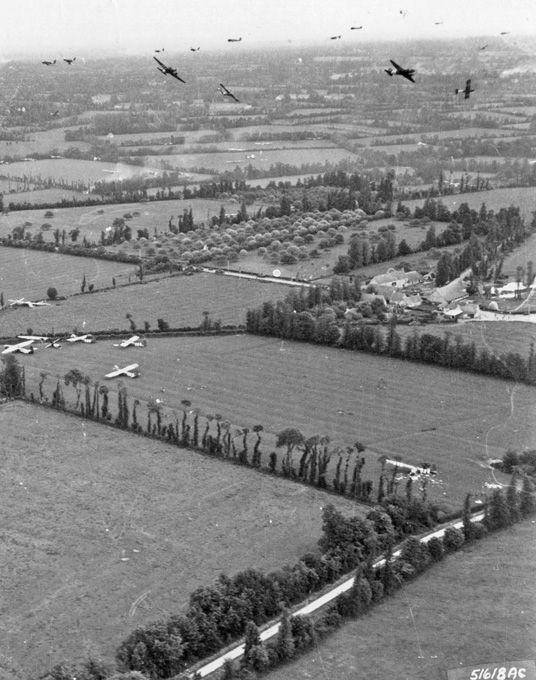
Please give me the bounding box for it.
[145,147,358,172]
[0,129,91,158]
[500,231,536,278]
[3,189,88,206]
[0,158,164,185]
[0,197,265,245]
[0,272,288,336]
[0,247,136,302]
[268,520,536,680]
[20,334,522,509]
[403,186,536,222]
[0,400,362,677]
[396,320,536,359]
[355,127,522,145]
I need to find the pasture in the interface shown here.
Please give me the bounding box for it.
[20,333,523,509]
[0,247,136,302]
[0,158,164,186]
[0,400,360,677]
[0,128,91,158]
[501,232,536,279]
[3,189,87,206]
[268,520,536,680]
[143,147,358,172]
[0,272,289,336]
[0,197,265,245]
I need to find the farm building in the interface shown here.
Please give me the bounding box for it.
[369,268,424,288]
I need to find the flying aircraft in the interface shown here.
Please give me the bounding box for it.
[154,48,165,52]
[8,298,50,308]
[350,26,363,30]
[112,335,146,348]
[434,21,443,25]
[104,363,140,379]
[51,110,59,117]
[2,339,35,354]
[190,46,200,52]
[41,59,56,65]
[227,37,242,42]
[66,333,95,343]
[479,44,488,50]
[455,79,475,99]
[218,83,240,103]
[500,31,509,35]
[63,57,76,65]
[384,59,416,83]
[153,56,186,83]
[330,35,342,40]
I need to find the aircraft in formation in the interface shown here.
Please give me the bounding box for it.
[227,37,242,42]
[113,335,146,348]
[104,363,140,379]
[8,298,50,308]
[63,57,76,65]
[42,59,56,65]
[330,35,342,40]
[350,26,363,30]
[219,83,239,103]
[455,79,475,99]
[2,340,35,355]
[384,59,416,83]
[153,56,186,83]
[66,333,95,343]
[154,48,165,53]
[190,46,200,52]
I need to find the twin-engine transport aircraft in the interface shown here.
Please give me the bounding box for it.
[455,79,475,99]
[2,340,35,354]
[104,363,140,379]
[384,59,416,82]
[66,333,95,343]
[113,335,146,348]
[153,56,186,83]
[42,59,56,65]
[9,298,51,308]
[218,83,240,103]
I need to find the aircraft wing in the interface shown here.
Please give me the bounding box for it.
[403,73,416,83]
[104,368,122,378]
[18,335,49,341]
[390,59,403,71]
[153,55,167,69]
[169,71,186,83]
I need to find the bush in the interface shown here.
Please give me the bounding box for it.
[426,536,444,561]
[442,527,465,552]
[47,287,58,300]
[471,522,488,540]
[370,579,384,602]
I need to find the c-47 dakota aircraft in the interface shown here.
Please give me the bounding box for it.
[66,333,95,344]
[384,59,416,83]
[218,83,240,103]
[2,339,35,354]
[113,335,146,348]
[104,363,140,379]
[455,79,475,99]
[153,56,186,83]
[9,298,51,308]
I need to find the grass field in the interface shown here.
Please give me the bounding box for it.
[0,400,361,678]
[0,247,136,302]
[3,189,87,206]
[0,128,91,158]
[145,147,358,172]
[19,333,523,509]
[0,272,289,336]
[267,519,536,680]
[0,159,164,185]
[0,198,265,245]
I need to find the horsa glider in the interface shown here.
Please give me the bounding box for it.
[113,335,146,348]
[2,339,35,354]
[218,83,240,103]
[66,333,95,344]
[63,57,76,65]
[104,363,140,379]
[8,298,50,308]
[153,56,186,83]
[42,59,56,65]
[384,59,416,83]
[455,78,475,99]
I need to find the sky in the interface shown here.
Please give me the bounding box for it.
[1,0,536,58]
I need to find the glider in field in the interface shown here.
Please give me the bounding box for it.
[384,59,416,83]
[8,298,50,308]
[153,56,186,83]
[18,334,49,342]
[66,333,95,344]
[104,363,140,379]
[218,83,240,103]
[42,59,56,65]
[2,340,35,354]
[455,79,475,99]
[113,335,146,348]
[43,337,63,349]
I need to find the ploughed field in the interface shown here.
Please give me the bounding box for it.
[0,272,287,337]
[0,401,361,677]
[267,519,536,680]
[0,247,136,302]
[20,334,522,510]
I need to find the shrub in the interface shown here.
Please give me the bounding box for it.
[47,287,58,300]
[442,527,464,552]
[426,536,444,561]
[370,579,384,602]
[471,522,488,540]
